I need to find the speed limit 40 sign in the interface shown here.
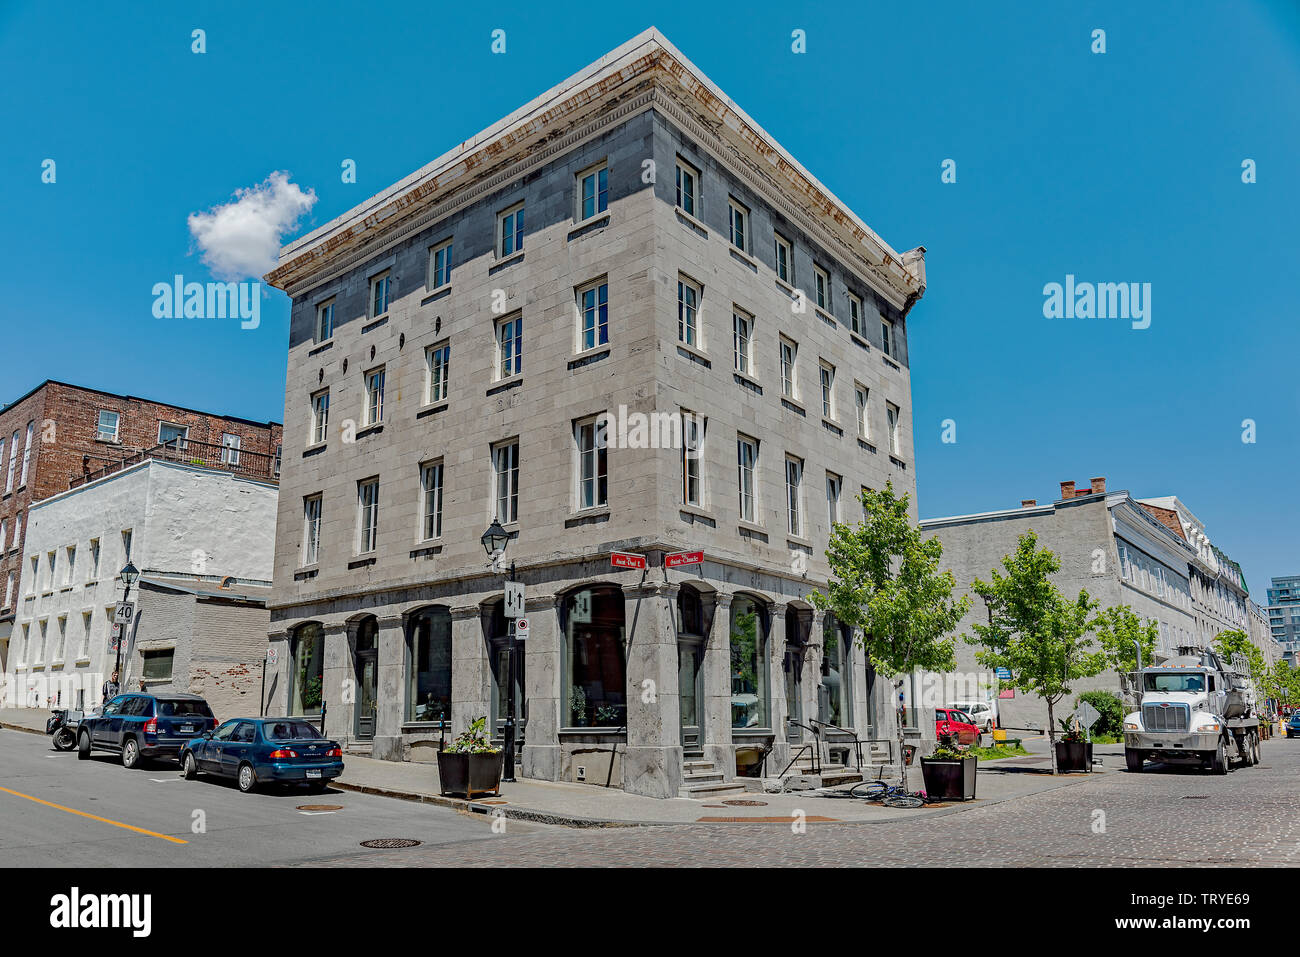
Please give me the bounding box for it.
[114,601,135,625]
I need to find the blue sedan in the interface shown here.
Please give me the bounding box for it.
[1287,714,1300,739]
[180,718,344,793]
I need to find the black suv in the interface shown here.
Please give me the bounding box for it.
[77,693,217,768]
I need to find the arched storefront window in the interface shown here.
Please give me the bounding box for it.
[822,614,852,727]
[730,596,769,729]
[289,622,324,715]
[564,586,625,728]
[407,607,452,722]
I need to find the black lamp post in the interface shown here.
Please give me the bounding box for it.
[114,560,139,683]
[481,520,518,782]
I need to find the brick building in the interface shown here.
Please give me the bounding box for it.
[0,380,282,671]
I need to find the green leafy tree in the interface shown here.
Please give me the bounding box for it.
[1213,628,1270,711]
[808,481,970,782]
[1093,605,1158,707]
[966,531,1105,774]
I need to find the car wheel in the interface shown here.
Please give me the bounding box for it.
[236,763,257,793]
[182,752,199,780]
[77,730,91,760]
[122,737,140,769]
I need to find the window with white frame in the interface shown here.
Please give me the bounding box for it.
[785,456,804,537]
[881,316,894,357]
[27,556,37,594]
[2,570,13,610]
[55,616,67,661]
[826,472,841,528]
[675,158,699,216]
[886,402,901,455]
[728,197,749,251]
[427,239,453,290]
[364,368,385,425]
[733,308,753,375]
[315,299,334,342]
[779,337,798,399]
[370,271,391,318]
[96,411,119,443]
[774,233,793,284]
[677,276,700,347]
[303,494,322,565]
[848,292,863,334]
[854,383,870,438]
[4,430,15,490]
[47,550,56,588]
[7,514,15,555]
[682,411,704,507]
[19,421,32,485]
[860,485,871,520]
[497,202,525,257]
[495,314,523,378]
[819,361,836,419]
[813,265,830,312]
[577,162,608,220]
[0,518,6,553]
[577,280,608,352]
[36,619,47,663]
[357,480,379,554]
[89,538,99,578]
[65,546,75,585]
[737,435,758,523]
[574,418,608,511]
[220,432,241,465]
[420,461,444,541]
[310,390,329,445]
[493,441,520,523]
[158,422,188,450]
[425,342,450,404]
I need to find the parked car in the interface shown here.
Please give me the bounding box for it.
[77,693,217,768]
[935,708,981,746]
[180,717,343,794]
[949,700,996,734]
[1286,714,1300,738]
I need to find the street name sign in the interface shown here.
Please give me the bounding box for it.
[665,550,704,568]
[995,667,1012,680]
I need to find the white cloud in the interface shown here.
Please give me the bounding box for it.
[188,171,317,280]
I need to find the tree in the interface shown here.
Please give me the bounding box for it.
[1213,629,1270,712]
[808,481,970,783]
[1093,605,1158,707]
[966,531,1105,774]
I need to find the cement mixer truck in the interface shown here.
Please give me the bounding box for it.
[1122,646,1261,774]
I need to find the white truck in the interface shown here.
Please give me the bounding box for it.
[1123,647,1261,774]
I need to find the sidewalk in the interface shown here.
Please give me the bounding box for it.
[0,707,48,734]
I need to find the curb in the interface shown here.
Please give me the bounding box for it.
[1,722,45,737]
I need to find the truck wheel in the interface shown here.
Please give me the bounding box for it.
[77,730,91,760]
[1125,750,1143,773]
[1211,743,1228,775]
[1250,734,1261,765]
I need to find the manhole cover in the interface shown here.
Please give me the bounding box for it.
[296,804,343,811]
[721,799,768,807]
[359,838,422,849]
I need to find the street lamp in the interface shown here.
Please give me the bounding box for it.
[114,560,140,685]
[482,519,519,782]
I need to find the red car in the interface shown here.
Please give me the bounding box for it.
[935,708,981,746]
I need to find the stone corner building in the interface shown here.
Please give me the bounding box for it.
[262,29,927,798]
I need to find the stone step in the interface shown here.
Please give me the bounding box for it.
[680,780,750,798]
[683,759,715,772]
[682,770,725,784]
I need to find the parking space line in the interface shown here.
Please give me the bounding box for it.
[0,785,188,844]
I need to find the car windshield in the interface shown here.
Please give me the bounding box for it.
[262,720,324,742]
[1143,673,1205,693]
[157,699,213,717]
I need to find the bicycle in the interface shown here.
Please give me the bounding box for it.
[848,780,935,808]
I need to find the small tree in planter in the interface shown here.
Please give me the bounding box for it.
[920,740,978,800]
[437,716,504,798]
[1055,716,1093,772]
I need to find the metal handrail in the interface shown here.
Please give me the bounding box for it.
[777,744,816,779]
[809,717,866,769]
[70,438,278,489]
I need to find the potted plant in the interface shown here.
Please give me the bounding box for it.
[919,741,978,801]
[1054,718,1093,772]
[436,716,504,798]
[569,687,587,727]
[595,704,620,727]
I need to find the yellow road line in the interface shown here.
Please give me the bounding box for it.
[0,785,187,845]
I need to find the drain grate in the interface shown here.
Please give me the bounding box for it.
[1183,795,1210,800]
[360,838,422,849]
[721,799,768,807]
[296,804,343,811]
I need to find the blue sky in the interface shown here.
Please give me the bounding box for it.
[2,0,1297,598]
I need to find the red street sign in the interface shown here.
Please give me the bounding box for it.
[665,550,704,568]
[611,551,647,570]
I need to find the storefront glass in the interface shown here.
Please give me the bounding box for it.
[407,607,452,722]
[730,596,769,729]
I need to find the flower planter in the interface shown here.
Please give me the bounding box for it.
[437,751,504,798]
[1055,740,1093,772]
[919,756,977,801]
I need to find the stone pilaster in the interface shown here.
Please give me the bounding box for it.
[701,592,733,776]
[621,581,682,798]
[450,605,489,734]
[521,594,561,782]
[766,601,789,776]
[265,629,289,717]
[372,614,406,761]
[321,622,350,742]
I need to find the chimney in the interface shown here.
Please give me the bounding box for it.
[1090,477,1106,494]
[1021,499,1037,508]
[1059,481,1076,499]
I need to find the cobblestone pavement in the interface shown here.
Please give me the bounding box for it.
[297,741,1300,867]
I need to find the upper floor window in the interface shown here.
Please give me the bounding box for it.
[89,538,100,578]
[577,280,609,352]
[220,433,241,466]
[96,411,120,443]
[774,233,793,284]
[495,314,523,379]
[813,265,830,312]
[0,518,6,553]
[65,546,76,585]
[420,461,444,541]
[364,368,386,426]
[886,402,901,455]
[733,309,754,376]
[675,158,699,217]
[677,277,700,347]
[425,342,450,404]
[310,390,330,445]
[357,479,379,554]
[779,336,798,399]
[848,292,863,334]
[826,472,842,528]
[577,162,609,220]
[19,421,33,485]
[574,418,608,511]
[370,271,391,319]
[785,456,804,537]
[303,495,322,565]
[0,438,5,491]
[427,239,453,290]
[854,383,870,439]
[881,317,895,357]
[728,197,750,252]
[493,441,520,524]
[737,435,759,524]
[315,299,334,342]
[497,202,525,258]
[682,412,704,507]
[819,361,836,419]
[158,422,188,450]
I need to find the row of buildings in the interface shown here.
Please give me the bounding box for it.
[1,29,1284,799]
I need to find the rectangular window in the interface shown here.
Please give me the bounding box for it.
[315,299,334,342]
[813,265,830,312]
[848,292,862,334]
[498,203,525,257]
[786,456,804,537]
[4,430,15,491]
[370,271,391,318]
[420,462,444,541]
[677,276,700,347]
[3,571,13,610]
[733,309,753,375]
[0,519,6,554]
[142,648,175,681]
[310,390,330,445]
[28,556,37,594]
[427,239,453,290]
[425,343,450,404]
[96,411,119,443]
[357,480,379,554]
[675,158,699,216]
[79,611,91,659]
[19,421,32,485]
[819,361,836,419]
[779,337,798,399]
[728,197,749,251]
[855,384,870,438]
[65,546,76,585]
[577,280,609,352]
[886,402,901,455]
[364,368,385,425]
[303,495,322,565]
[774,233,793,284]
[737,435,758,523]
[496,314,523,378]
[89,538,100,578]
[121,528,132,561]
[577,163,608,220]
[826,472,842,528]
[682,411,704,507]
[220,432,241,465]
[881,317,894,357]
[493,442,520,523]
[575,419,608,510]
[158,422,188,450]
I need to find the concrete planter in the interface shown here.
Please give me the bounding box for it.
[437,751,504,798]
[920,756,977,801]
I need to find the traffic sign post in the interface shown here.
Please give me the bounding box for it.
[114,602,135,625]
[515,617,529,642]
[1074,701,1101,742]
[504,581,525,619]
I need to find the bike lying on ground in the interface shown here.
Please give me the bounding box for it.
[848,779,936,808]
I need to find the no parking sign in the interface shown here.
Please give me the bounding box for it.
[515,617,529,641]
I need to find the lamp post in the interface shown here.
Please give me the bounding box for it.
[481,520,518,782]
[114,560,139,682]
